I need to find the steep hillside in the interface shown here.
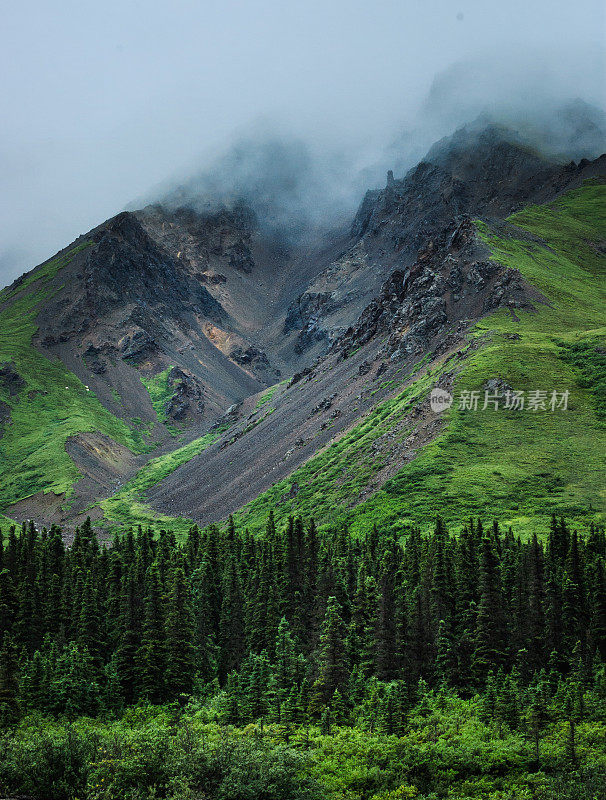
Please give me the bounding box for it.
[243,181,606,536]
[137,182,605,537]
[0,201,349,526]
[0,124,604,535]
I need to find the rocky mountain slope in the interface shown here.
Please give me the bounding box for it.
[0,122,604,535]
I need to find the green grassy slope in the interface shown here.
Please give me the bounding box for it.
[141,366,176,424]
[234,182,606,536]
[140,366,183,436]
[98,423,230,535]
[0,245,153,522]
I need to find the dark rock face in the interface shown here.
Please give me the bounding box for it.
[294,319,329,355]
[288,366,313,387]
[120,330,158,362]
[310,394,336,416]
[280,125,603,361]
[165,367,205,421]
[283,292,335,345]
[229,345,270,369]
[328,126,606,366]
[83,344,107,375]
[198,273,227,285]
[351,189,381,238]
[350,125,603,258]
[135,202,257,281]
[0,362,25,396]
[227,241,255,273]
[337,214,539,362]
[40,212,227,352]
[85,212,226,320]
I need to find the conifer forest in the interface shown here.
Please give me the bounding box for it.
[0,513,604,798]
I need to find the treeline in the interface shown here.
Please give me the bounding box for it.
[0,513,605,729]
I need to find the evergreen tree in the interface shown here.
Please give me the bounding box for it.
[347,566,379,679]
[138,562,166,703]
[435,618,458,687]
[375,539,399,680]
[165,567,195,698]
[0,635,19,725]
[312,596,349,709]
[219,558,246,681]
[590,558,606,659]
[472,538,507,684]
[274,616,298,704]
[77,571,102,670]
[0,569,17,642]
[115,569,141,704]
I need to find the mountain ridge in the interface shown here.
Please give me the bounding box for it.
[0,122,604,535]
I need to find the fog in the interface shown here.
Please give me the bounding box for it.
[1,0,604,288]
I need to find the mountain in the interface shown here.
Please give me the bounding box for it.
[0,122,604,536]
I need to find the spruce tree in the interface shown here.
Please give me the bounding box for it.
[435,618,457,687]
[590,558,606,659]
[347,567,379,679]
[77,571,102,671]
[165,567,195,698]
[0,635,19,725]
[115,569,141,704]
[138,562,166,703]
[218,558,246,681]
[312,596,349,708]
[274,616,298,705]
[472,537,507,684]
[0,569,17,642]
[375,539,399,680]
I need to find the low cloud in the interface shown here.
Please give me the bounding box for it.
[1,6,604,289]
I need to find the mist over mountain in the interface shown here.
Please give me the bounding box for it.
[1,29,604,289]
[154,136,351,245]
[133,96,605,257]
[1,103,604,532]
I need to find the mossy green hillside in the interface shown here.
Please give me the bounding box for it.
[8,185,601,538]
[99,424,230,536]
[140,366,184,436]
[350,183,606,536]
[236,183,606,537]
[0,512,18,534]
[0,245,152,514]
[0,243,90,304]
[141,367,176,423]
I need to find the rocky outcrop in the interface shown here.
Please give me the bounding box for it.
[229,345,270,370]
[120,330,158,362]
[165,367,205,420]
[82,344,107,375]
[0,362,25,396]
[86,212,226,319]
[337,214,538,362]
[135,201,257,280]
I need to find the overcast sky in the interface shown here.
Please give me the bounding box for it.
[1,0,604,288]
